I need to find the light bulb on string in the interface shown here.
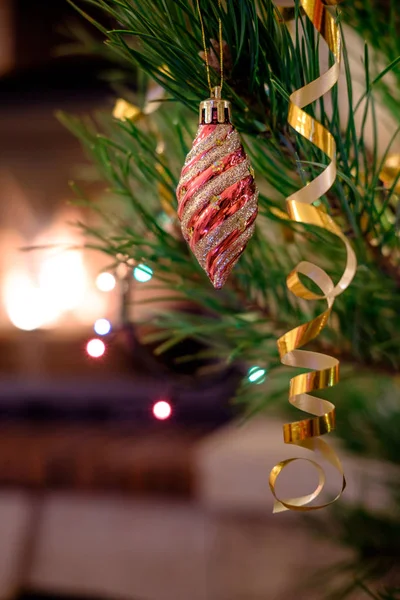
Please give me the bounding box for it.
[247,366,267,385]
[94,318,112,336]
[96,272,116,292]
[133,264,153,283]
[86,338,106,358]
[152,400,172,420]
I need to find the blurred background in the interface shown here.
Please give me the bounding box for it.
[0,2,398,600]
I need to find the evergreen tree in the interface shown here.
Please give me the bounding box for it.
[60,1,400,596]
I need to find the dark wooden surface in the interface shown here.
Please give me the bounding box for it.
[0,424,203,496]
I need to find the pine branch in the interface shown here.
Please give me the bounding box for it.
[58,0,400,465]
[59,5,400,592]
[71,0,400,263]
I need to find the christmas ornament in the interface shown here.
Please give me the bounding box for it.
[176,86,258,289]
[269,0,357,513]
[176,1,258,289]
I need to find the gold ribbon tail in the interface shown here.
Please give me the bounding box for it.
[269,0,357,512]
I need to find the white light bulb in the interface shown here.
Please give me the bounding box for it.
[86,338,106,358]
[96,272,116,292]
[94,318,111,336]
[152,400,172,420]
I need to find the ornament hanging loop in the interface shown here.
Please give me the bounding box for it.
[196,0,224,95]
[199,86,231,124]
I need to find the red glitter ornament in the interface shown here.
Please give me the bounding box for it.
[176,87,258,289]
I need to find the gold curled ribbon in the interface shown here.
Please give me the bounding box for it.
[269,0,357,513]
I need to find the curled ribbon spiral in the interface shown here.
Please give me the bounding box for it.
[269,0,357,512]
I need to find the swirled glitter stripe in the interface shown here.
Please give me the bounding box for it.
[179,131,242,188]
[194,192,258,267]
[269,0,358,513]
[177,123,258,288]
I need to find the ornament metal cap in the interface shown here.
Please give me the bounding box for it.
[199,86,231,125]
